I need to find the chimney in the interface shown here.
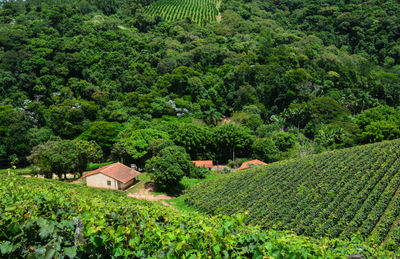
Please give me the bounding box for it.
[131,164,137,170]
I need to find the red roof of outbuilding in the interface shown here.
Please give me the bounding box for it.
[82,162,140,183]
[239,159,267,170]
[192,160,214,168]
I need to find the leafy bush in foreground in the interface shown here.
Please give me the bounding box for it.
[0,176,393,258]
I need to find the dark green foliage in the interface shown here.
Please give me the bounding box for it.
[167,122,214,160]
[0,0,399,169]
[252,138,281,163]
[185,139,400,248]
[189,165,209,179]
[73,140,103,176]
[78,121,121,156]
[284,97,351,129]
[213,123,254,162]
[0,105,31,165]
[273,132,297,152]
[146,145,196,190]
[28,140,80,179]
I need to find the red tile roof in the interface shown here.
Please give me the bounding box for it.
[82,162,140,183]
[192,160,214,168]
[239,159,267,170]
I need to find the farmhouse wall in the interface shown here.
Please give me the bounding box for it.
[118,178,135,190]
[86,173,119,190]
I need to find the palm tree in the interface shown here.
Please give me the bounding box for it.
[203,109,222,126]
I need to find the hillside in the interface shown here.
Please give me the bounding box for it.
[185,139,400,248]
[0,176,394,257]
[1,0,400,169]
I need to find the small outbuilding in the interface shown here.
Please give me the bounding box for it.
[239,159,267,170]
[82,162,140,190]
[192,160,214,170]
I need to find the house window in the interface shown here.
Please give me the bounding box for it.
[107,180,111,186]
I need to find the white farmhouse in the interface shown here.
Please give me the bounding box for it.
[82,162,140,190]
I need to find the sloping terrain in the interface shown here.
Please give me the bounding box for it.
[143,0,219,24]
[185,139,400,247]
[0,176,394,257]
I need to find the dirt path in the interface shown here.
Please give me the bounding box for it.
[23,173,76,180]
[216,0,222,22]
[127,182,174,208]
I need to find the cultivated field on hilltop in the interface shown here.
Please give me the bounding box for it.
[144,0,220,24]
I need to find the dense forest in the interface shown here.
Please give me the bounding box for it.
[1,0,400,170]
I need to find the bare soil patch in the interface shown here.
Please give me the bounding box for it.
[127,182,174,207]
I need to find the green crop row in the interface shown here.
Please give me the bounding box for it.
[144,0,219,25]
[1,176,394,258]
[184,139,400,249]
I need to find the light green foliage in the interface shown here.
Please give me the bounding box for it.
[355,105,400,129]
[315,124,346,147]
[86,161,114,171]
[185,139,400,249]
[144,0,220,25]
[355,106,400,143]
[361,121,400,143]
[0,176,393,257]
[118,128,170,164]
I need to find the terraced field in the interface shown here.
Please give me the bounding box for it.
[143,0,220,25]
[185,139,400,247]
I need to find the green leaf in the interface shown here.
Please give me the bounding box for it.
[0,241,14,255]
[39,222,55,239]
[213,244,220,254]
[44,247,56,259]
[64,246,77,258]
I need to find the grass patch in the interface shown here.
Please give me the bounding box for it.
[167,196,202,213]
[125,173,152,194]
[181,172,221,189]
[167,172,224,211]
[0,167,33,176]
[126,172,223,198]
[86,162,113,171]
